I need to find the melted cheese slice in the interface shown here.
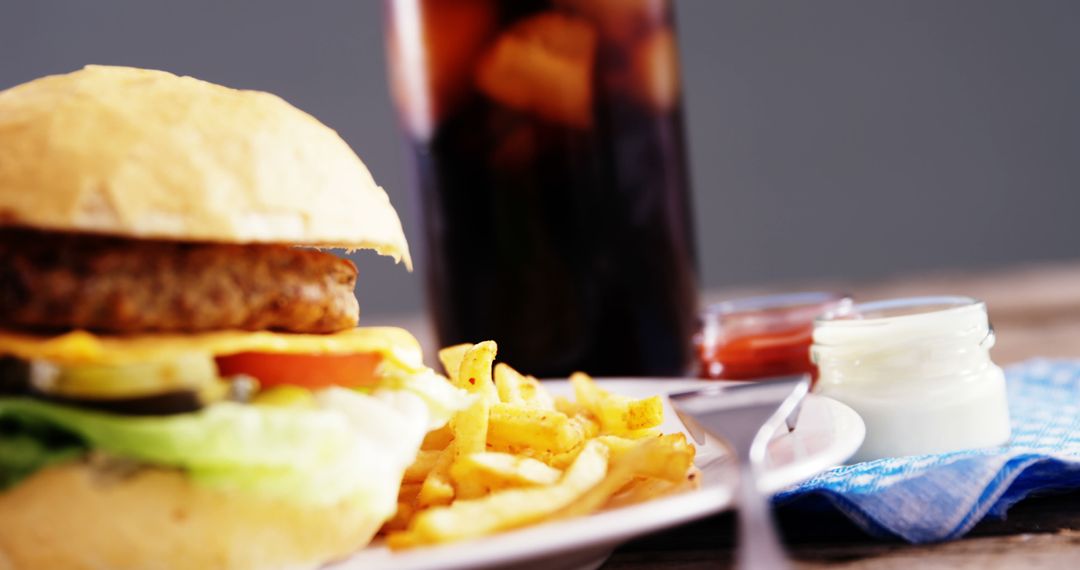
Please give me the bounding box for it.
[0,327,425,370]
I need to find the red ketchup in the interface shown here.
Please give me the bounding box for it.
[695,292,852,381]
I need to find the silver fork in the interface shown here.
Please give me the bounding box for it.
[669,375,811,570]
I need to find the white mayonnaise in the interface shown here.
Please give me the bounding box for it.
[812,296,1011,462]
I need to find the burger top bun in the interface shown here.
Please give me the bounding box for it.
[0,65,411,268]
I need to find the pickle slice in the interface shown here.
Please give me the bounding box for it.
[0,357,31,395]
[31,354,218,400]
[40,391,207,416]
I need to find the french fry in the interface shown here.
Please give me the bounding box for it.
[569,373,601,408]
[490,415,594,469]
[494,363,526,405]
[554,395,584,416]
[487,404,585,453]
[554,437,692,519]
[398,482,423,503]
[386,531,423,550]
[596,433,695,482]
[390,441,610,547]
[621,427,663,440]
[421,424,454,450]
[450,451,563,490]
[456,340,499,403]
[571,412,601,440]
[452,398,490,455]
[438,343,473,383]
[518,372,555,409]
[605,477,686,510]
[607,466,702,510]
[570,372,663,433]
[383,501,417,533]
[451,397,491,500]
[447,342,500,498]
[513,442,584,471]
[493,362,555,409]
[595,434,638,457]
[417,444,456,507]
[622,399,664,430]
[390,343,698,548]
[403,450,442,484]
[449,345,499,434]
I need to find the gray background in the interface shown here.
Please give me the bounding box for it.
[3,1,1078,317]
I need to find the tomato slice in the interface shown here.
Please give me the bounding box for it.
[215,352,382,390]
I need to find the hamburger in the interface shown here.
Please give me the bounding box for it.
[0,65,468,569]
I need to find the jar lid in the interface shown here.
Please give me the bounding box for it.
[813,296,992,348]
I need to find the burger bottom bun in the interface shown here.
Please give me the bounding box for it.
[0,463,386,570]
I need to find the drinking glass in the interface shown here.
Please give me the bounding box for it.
[384,0,698,377]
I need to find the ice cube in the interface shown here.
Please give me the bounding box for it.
[628,27,681,114]
[555,0,665,45]
[387,0,498,140]
[475,12,598,129]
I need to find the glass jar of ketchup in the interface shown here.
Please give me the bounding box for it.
[695,292,852,380]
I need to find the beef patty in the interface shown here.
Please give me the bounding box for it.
[0,228,359,334]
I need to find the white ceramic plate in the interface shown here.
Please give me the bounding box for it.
[329,379,865,570]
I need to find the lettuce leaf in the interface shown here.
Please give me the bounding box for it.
[0,375,468,507]
[375,367,473,429]
[0,416,85,491]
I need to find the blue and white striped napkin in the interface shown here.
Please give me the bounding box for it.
[775,359,1080,543]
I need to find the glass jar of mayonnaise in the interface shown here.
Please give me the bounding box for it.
[812,296,1011,461]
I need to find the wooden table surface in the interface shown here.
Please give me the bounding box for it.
[372,261,1080,568]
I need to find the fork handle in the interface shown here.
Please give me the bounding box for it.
[735,465,792,570]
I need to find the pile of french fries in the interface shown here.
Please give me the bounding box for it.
[384,341,698,548]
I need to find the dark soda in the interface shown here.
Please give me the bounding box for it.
[385,0,698,377]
